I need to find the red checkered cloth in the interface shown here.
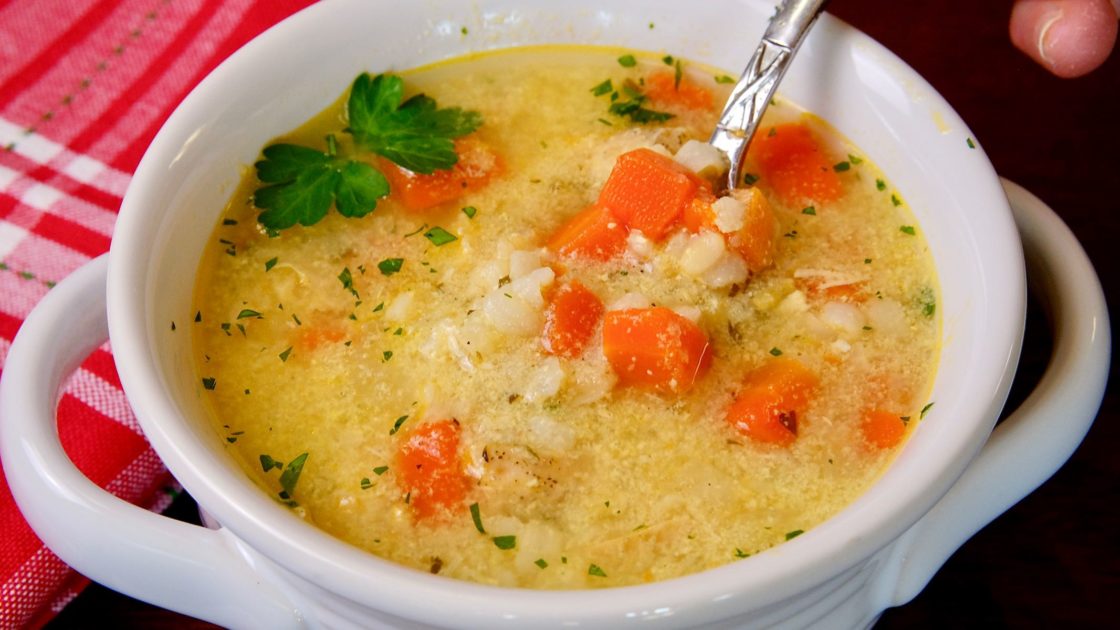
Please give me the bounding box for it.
[0,1,315,626]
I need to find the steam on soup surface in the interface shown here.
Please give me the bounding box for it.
[193,47,938,588]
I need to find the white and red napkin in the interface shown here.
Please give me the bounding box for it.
[0,1,313,626]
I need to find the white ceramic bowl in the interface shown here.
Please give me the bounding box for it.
[1,1,1109,628]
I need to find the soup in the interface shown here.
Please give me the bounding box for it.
[192,47,938,588]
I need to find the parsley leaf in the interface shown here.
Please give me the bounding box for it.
[347,73,481,174]
[278,452,309,499]
[254,140,390,230]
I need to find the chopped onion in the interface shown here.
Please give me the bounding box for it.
[385,291,414,321]
[866,298,908,336]
[523,357,566,402]
[712,196,746,233]
[674,139,728,177]
[607,292,653,311]
[820,301,866,335]
[700,251,749,288]
[679,230,726,275]
[508,249,543,280]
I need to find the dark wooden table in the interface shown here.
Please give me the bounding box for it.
[48,1,1117,627]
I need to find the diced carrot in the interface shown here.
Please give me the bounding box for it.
[747,123,842,205]
[643,70,716,112]
[726,358,818,446]
[597,148,702,240]
[394,419,470,520]
[542,281,605,358]
[546,204,628,261]
[602,307,712,393]
[381,136,499,212]
[861,409,907,449]
[726,187,777,273]
[681,191,718,234]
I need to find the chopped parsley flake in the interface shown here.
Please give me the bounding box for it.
[715,74,735,84]
[769,347,783,356]
[360,477,372,489]
[743,172,759,186]
[967,137,976,149]
[424,226,458,246]
[470,502,486,533]
[921,402,935,418]
[373,465,389,476]
[278,346,293,362]
[389,414,409,435]
[876,178,886,191]
[734,548,750,558]
[891,194,902,207]
[201,377,216,390]
[279,452,309,499]
[900,225,916,235]
[194,311,202,323]
[833,161,851,172]
[260,454,282,472]
[785,529,804,541]
[492,535,517,550]
[534,558,548,569]
[265,257,278,271]
[801,206,816,216]
[590,79,613,96]
[597,78,673,124]
[236,309,261,319]
[848,154,863,164]
[378,258,404,276]
[382,350,393,362]
[588,564,607,577]
[920,287,936,317]
[461,205,478,219]
[338,267,357,296]
[617,54,637,67]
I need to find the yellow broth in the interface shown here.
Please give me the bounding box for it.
[192,47,939,588]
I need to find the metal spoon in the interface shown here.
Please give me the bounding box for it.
[709,0,829,191]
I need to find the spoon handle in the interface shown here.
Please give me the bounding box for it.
[709,0,829,190]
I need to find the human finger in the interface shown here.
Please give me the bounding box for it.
[1010,0,1119,77]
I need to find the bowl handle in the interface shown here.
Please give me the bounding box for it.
[885,178,1111,605]
[0,255,301,628]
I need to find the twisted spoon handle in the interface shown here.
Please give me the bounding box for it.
[710,0,829,191]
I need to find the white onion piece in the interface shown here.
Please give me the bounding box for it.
[699,252,749,288]
[820,301,866,335]
[674,139,728,177]
[626,229,655,259]
[866,298,908,336]
[523,357,566,402]
[679,230,726,275]
[385,291,414,321]
[482,292,540,335]
[712,196,746,233]
[777,290,810,315]
[508,249,543,280]
[527,414,577,452]
[671,305,702,322]
[608,292,654,311]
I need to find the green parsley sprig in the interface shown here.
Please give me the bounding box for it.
[253,73,482,231]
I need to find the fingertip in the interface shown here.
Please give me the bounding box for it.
[1010,0,1118,78]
